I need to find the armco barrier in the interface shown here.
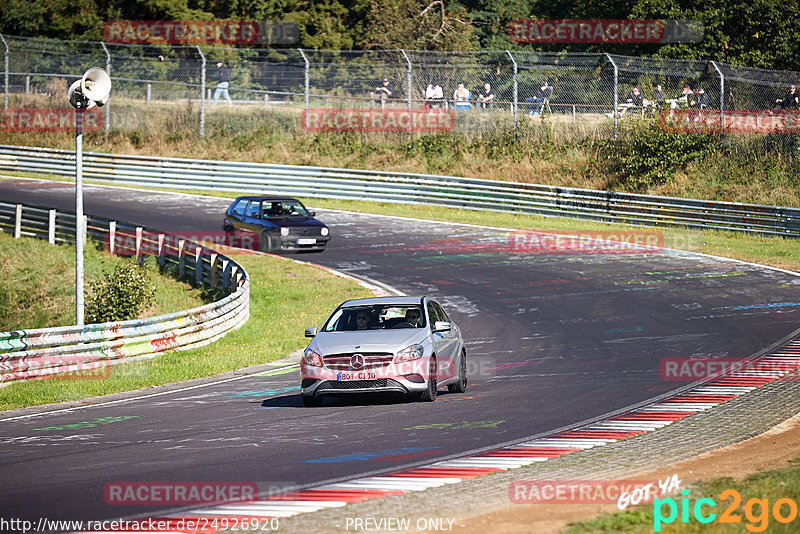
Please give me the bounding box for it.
[0,200,249,382]
[1,144,799,238]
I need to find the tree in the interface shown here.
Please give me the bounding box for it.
[359,0,479,50]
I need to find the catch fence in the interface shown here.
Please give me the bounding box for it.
[1,34,799,138]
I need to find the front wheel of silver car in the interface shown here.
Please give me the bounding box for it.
[301,394,323,407]
[448,349,467,393]
[418,357,437,402]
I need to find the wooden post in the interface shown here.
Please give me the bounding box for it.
[14,204,21,238]
[221,258,230,291]
[178,239,186,278]
[48,209,56,244]
[135,227,143,264]
[210,253,219,287]
[195,246,203,285]
[108,221,116,254]
[157,233,165,268]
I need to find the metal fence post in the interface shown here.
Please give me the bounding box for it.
[298,48,309,129]
[1,34,8,110]
[710,60,725,132]
[197,46,206,138]
[400,49,412,129]
[606,54,619,139]
[101,42,111,132]
[506,51,518,136]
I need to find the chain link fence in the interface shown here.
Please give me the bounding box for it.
[1,34,799,139]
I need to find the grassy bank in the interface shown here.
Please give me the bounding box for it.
[0,232,205,331]
[565,459,800,533]
[0,251,374,411]
[2,98,799,207]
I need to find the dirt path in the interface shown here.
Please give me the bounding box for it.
[441,411,800,533]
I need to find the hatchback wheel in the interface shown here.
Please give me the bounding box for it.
[259,231,274,252]
[419,357,437,402]
[448,349,468,393]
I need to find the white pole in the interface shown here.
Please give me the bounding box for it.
[75,108,85,327]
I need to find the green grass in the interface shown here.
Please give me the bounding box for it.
[0,232,205,331]
[0,251,374,411]
[564,459,800,533]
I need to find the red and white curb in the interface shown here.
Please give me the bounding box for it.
[77,343,800,532]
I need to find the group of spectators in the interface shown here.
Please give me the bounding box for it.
[213,64,800,117]
[370,79,496,110]
[607,83,714,119]
[607,81,799,118]
[422,81,497,110]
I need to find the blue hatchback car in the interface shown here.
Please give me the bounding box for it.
[222,196,330,253]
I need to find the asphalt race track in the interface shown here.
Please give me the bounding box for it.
[1,178,799,526]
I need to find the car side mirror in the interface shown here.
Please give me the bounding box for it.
[433,321,451,332]
[309,211,315,217]
[305,327,318,338]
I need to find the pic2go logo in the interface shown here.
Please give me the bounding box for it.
[654,489,799,532]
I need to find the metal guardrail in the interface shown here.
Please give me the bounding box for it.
[0,200,250,382]
[1,144,799,238]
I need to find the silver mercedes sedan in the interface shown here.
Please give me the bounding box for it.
[300,296,467,406]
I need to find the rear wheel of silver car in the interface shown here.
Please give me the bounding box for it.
[302,394,323,407]
[419,357,437,402]
[448,349,467,393]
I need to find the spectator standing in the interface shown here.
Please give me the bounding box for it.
[775,85,799,111]
[425,82,445,109]
[213,61,232,106]
[370,78,393,107]
[477,82,495,109]
[525,80,552,115]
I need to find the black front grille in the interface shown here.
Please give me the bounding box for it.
[318,379,404,391]
[288,227,320,236]
[323,353,394,371]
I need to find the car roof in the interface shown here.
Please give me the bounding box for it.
[233,196,302,202]
[340,296,427,307]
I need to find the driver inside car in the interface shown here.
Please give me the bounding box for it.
[405,308,421,327]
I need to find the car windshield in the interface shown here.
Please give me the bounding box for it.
[323,305,426,331]
[262,200,310,219]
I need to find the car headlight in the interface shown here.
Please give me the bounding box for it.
[395,344,424,363]
[321,227,329,236]
[280,227,290,237]
[303,348,323,367]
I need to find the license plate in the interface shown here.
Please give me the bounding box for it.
[297,238,316,245]
[337,372,377,381]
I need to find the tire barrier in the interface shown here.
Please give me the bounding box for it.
[1,144,799,238]
[0,201,249,383]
